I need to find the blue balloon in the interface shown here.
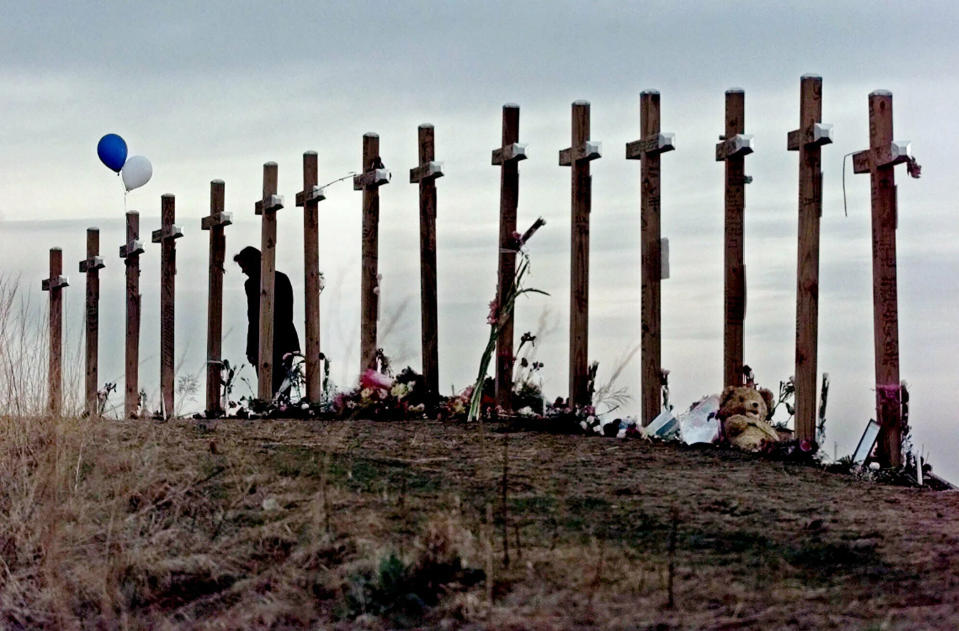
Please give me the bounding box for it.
[97,133,128,173]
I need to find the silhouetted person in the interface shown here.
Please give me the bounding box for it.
[234,246,300,397]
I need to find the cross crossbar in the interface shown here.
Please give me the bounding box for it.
[119,240,145,258]
[295,185,327,206]
[353,168,391,190]
[41,275,69,291]
[201,211,233,230]
[151,225,184,243]
[787,122,833,151]
[254,194,284,215]
[409,160,444,183]
[491,142,528,165]
[626,132,676,159]
[79,256,105,272]
[715,134,754,161]
[559,141,602,166]
[852,141,912,173]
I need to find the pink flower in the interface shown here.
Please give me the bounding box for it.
[799,439,815,453]
[360,368,392,391]
[487,299,499,325]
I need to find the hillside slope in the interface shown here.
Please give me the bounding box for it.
[2,416,957,629]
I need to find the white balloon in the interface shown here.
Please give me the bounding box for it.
[121,155,153,192]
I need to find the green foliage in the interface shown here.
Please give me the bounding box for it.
[341,550,484,628]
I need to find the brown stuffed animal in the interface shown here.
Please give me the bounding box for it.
[718,386,780,451]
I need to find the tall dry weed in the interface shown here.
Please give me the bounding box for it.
[0,275,83,416]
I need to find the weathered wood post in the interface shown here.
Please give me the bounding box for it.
[787,75,833,443]
[852,90,916,467]
[254,162,284,400]
[491,105,527,411]
[626,90,675,426]
[79,228,105,416]
[715,89,753,389]
[559,100,602,408]
[353,134,390,371]
[410,125,444,402]
[152,194,183,419]
[295,152,325,404]
[202,180,232,416]
[120,211,145,418]
[41,247,68,416]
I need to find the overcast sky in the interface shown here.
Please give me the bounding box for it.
[1,1,957,478]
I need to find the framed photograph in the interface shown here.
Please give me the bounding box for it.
[852,419,881,464]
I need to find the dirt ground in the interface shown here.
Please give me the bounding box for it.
[3,416,958,629]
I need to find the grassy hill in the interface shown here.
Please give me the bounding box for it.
[2,415,957,629]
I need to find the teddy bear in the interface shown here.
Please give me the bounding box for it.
[717,385,780,451]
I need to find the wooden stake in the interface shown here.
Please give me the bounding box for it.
[152,194,183,418]
[715,89,753,389]
[254,162,283,399]
[852,90,913,467]
[296,152,323,404]
[788,75,832,443]
[353,133,390,371]
[202,180,231,416]
[119,211,144,418]
[79,228,105,416]
[490,105,525,410]
[559,101,602,407]
[410,125,444,402]
[42,247,68,416]
[627,90,675,426]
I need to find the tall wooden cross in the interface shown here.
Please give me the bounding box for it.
[410,124,444,402]
[152,194,184,418]
[119,211,145,418]
[626,90,675,426]
[202,180,232,416]
[353,133,390,371]
[491,105,526,411]
[852,90,916,467]
[296,152,326,404]
[787,75,833,443]
[254,162,284,400]
[559,100,602,408]
[79,228,105,416]
[715,89,754,389]
[41,247,68,416]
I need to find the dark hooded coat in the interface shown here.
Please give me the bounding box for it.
[245,269,300,394]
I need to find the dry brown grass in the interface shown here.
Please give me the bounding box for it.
[2,415,959,629]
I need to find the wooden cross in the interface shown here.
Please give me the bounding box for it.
[559,100,602,408]
[152,194,183,418]
[41,247,68,416]
[255,162,283,400]
[410,124,444,403]
[353,133,390,371]
[119,211,143,418]
[491,104,526,411]
[626,90,675,427]
[79,228,105,416]
[715,88,753,389]
[852,90,915,468]
[296,152,325,404]
[787,74,833,443]
[201,180,232,416]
